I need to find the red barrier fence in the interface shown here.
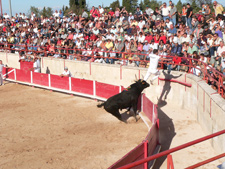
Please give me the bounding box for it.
[109,141,148,169]
[3,65,160,169]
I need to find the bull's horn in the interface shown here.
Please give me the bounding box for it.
[135,74,138,81]
[142,75,144,79]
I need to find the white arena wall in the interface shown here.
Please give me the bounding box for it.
[1,53,225,154]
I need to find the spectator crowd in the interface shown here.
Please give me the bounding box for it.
[0,1,225,94]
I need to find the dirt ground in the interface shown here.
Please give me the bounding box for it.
[0,83,148,169]
[0,82,224,169]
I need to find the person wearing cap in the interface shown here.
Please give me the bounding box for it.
[169,3,177,26]
[61,67,72,77]
[145,6,154,16]
[143,40,151,54]
[110,26,117,35]
[128,13,134,23]
[108,8,114,17]
[135,7,143,18]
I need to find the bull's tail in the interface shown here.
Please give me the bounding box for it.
[97,102,105,108]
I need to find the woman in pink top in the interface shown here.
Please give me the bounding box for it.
[137,42,143,51]
[115,8,120,18]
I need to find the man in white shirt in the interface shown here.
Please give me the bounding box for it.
[33,57,41,73]
[53,10,59,18]
[61,67,72,77]
[160,3,170,21]
[217,41,225,57]
[145,6,154,16]
[144,49,167,85]
[110,26,117,34]
[98,6,104,15]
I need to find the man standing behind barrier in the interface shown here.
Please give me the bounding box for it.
[31,56,41,73]
[144,49,167,85]
[0,60,4,86]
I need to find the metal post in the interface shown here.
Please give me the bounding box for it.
[0,0,2,16]
[8,0,12,18]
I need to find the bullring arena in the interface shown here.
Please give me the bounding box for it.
[0,53,225,169]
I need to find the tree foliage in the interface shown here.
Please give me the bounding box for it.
[40,7,53,18]
[148,0,162,10]
[139,0,145,11]
[187,0,212,7]
[144,0,151,9]
[28,6,40,17]
[131,0,138,13]
[122,0,130,12]
[110,0,120,11]
[191,0,201,13]
[176,0,183,14]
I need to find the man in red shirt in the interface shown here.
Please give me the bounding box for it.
[159,32,167,44]
[171,54,182,71]
[90,32,98,41]
[145,32,153,43]
[108,8,115,17]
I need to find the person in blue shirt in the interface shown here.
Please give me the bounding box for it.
[168,24,177,34]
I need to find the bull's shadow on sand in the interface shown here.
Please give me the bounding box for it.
[152,103,176,169]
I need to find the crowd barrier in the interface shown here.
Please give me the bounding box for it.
[1,43,225,98]
[2,63,160,169]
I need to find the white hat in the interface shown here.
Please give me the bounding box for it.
[64,67,68,70]
[156,18,160,21]
[129,13,132,15]
[150,11,154,14]
[144,40,148,43]
[112,26,115,28]
[118,39,121,41]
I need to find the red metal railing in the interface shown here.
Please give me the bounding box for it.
[185,153,225,169]
[117,129,225,169]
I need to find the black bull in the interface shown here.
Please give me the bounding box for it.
[97,79,150,122]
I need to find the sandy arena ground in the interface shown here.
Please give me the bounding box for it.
[0,82,224,169]
[0,83,148,169]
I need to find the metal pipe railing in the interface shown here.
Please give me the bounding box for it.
[117,129,225,169]
[185,153,225,169]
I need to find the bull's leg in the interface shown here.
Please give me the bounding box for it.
[131,103,138,122]
[105,105,126,123]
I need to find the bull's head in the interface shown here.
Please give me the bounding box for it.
[137,79,150,88]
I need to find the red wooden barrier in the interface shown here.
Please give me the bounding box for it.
[96,81,120,99]
[2,67,15,80]
[16,69,31,83]
[33,72,49,87]
[142,94,154,121]
[109,141,146,169]
[50,75,69,90]
[145,120,160,156]
[71,78,93,95]
[20,61,33,71]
